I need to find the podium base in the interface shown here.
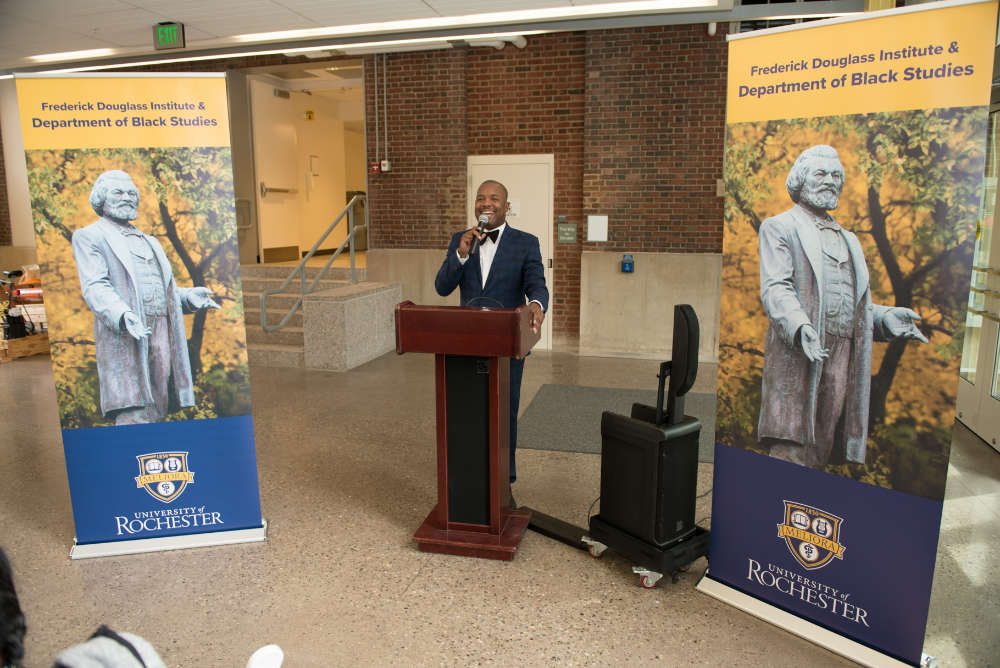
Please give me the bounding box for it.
[414,506,531,561]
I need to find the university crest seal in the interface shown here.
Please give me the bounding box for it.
[777,500,845,570]
[134,452,195,503]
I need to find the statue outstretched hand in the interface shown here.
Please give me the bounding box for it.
[188,287,221,310]
[885,307,928,343]
[121,312,151,340]
[798,323,829,363]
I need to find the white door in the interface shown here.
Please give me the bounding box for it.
[957,109,1000,453]
[249,78,300,258]
[468,155,554,350]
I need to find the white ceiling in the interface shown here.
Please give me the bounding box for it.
[0,0,737,73]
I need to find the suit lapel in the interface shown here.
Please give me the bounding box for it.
[102,220,138,285]
[844,231,870,305]
[469,245,484,295]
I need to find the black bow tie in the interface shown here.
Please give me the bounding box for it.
[483,229,500,243]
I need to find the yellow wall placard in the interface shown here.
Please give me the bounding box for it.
[16,74,231,150]
[727,0,996,124]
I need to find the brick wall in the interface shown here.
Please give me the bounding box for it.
[583,25,727,254]
[364,49,469,250]
[365,25,727,341]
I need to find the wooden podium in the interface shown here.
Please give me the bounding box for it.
[395,301,540,560]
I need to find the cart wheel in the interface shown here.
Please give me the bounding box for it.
[581,537,607,558]
[632,566,663,588]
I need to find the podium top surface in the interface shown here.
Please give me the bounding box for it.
[395,301,541,358]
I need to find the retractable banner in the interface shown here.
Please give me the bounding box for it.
[15,74,264,557]
[700,1,996,664]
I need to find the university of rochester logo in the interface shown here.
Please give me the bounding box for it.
[777,501,846,570]
[134,452,195,503]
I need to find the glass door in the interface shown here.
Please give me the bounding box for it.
[957,108,1000,453]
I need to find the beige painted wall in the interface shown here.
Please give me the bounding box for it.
[580,251,721,362]
[366,249,459,307]
[0,246,37,268]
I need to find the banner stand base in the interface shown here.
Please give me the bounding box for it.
[696,570,911,668]
[69,519,267,560]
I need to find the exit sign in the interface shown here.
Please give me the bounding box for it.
[153,22,185,50]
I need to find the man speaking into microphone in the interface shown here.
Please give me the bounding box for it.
[435,180,549,501]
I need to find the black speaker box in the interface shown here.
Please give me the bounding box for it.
[597,404,699,547]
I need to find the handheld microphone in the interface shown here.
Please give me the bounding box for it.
[470,214,489,255]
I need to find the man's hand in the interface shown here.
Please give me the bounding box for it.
[798,324,829,363]
[188,287,221,310]
[457,227,485,259]
[529,302,545,334]
[121,312,151,340]
[885,307,929,343]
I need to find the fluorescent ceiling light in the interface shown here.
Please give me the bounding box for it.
[338,43,453,55]
[234,0,719,43]
[29,48,116,63]
[335,31,541,52]
[283,50,334,59]
[35,31,545,74]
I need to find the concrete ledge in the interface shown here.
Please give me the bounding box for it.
[365,249,458,307]
[303,282,402,371]
[0,246,38,268]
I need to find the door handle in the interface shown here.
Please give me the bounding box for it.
[968,307,1000,323]
[973,265,1000,276]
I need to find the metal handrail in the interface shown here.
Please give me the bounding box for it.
[259,194,368,332]
[968,307,1000,323]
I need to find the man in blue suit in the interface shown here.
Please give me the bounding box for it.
[435,180,549,497]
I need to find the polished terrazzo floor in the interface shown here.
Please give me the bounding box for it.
[1,351,997,667]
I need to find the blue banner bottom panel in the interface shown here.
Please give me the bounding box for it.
[707,444,942,666]
[62,415,263,545]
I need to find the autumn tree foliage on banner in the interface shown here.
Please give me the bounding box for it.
[27,147,251,430]
[718,107,986,500]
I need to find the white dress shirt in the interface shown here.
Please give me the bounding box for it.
[456,223,543,311]
[457,223,505,288]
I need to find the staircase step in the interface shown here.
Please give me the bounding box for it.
[244,325,304,346]
[248,343,304,368]
[240,264,366,282]
[243,292,302,312]
[244,308,303,329]
[240,276,347,294]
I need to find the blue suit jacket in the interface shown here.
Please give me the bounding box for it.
[435,225,549,312]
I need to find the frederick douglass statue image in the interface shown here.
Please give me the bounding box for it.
[757,145,928,469]
[71,169,220,426]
